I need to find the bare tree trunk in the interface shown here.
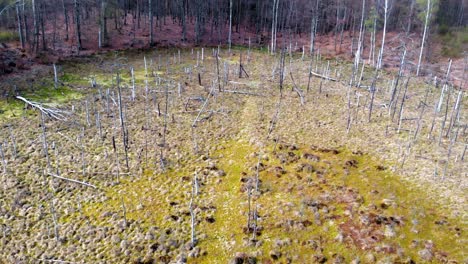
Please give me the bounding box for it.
[228,0,233,51]
[62,0,69,41]
[413,83,431,140]
[40,112,51,171]
[216,51,221,91]
[368,66,381,122]
[20,0,28,45]
[369,16,377,66]
[189,192,196,246]
[100,0,107,48]
[397,76,411,125]
[32,0,39,52]
[8,126,17,159]
[131,67,136,101]
[310,0,319,55]
[39,2,46,51]
[0,144,7,174]
[49,200,60,243]
[377,0,389,69]
[53,64,58,89]
[406,0,415,35]
[416,0,431,76]
[354,0,365,77]
[271,0,280,54]
[389,49,407,120]
[180,0,186,41]
[74,0,82,50]
[16,1,24,49]
[149,0,154,46]
[116,72,129,172]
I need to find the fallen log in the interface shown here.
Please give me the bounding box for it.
[223,90,260,96]
[47,172,97,189]
[310,71,337,82]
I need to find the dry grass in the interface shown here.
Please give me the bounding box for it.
[0,48,466,263]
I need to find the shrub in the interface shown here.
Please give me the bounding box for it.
[440,27,468,58]
[438,24,450,35]
[0,30,19,42]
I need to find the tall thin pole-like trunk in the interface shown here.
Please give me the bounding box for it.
[271,0,280,54]
[369,16,377,65]
[389,48,407,119]
[228,0,233,51]
[100,0,107,48]
[181,0,186,41]
[216,51,221,91]
[40,2,46,50]
[0,144,6,174]
[32,0,39,52]
[368,66,381,122]
[406,0,415,35]
[62,0,69,41]
[16,1,24,49]
[310,0,319,55]
[22,0,29,45]
[40,112,50,171]
[74,0,82,50]
[354,0,365,71]
[53,64,58,89]
[377,0,388,69]
[116,72,129,172]
[416,0,431,76]
[149,0,154,46]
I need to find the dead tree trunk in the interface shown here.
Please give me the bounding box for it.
[32,0,39,52]
[74,0,82,50]
[368,67,381,122]
[116,72,129,172]
[62,0,69,41]
[416,0,431,76]
[15,1,24,49]
[377,0,389,69]
[149,0,154,46]
[228,0,233,51]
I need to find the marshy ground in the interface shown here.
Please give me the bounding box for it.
[0,47,466,263]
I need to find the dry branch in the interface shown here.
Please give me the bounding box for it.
[15,96,69,120]
[290,72,305,106]
[222,90,260,96]
[47,172,97,189]
[310,71,337,82]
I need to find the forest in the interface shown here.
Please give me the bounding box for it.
[0,0,466,263]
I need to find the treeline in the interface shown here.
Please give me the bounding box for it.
[0,0,466,52]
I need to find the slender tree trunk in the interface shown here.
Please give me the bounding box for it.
[271,0,280,54]
[62,0,69,41]
[40,2,46,51]
[100,0,107,48]
[389,48,407,119]
[368,66,381,122]
[149,0,154,46]
[377,0,388,69]
[32,0,39,53]
[116,72,129,172]
[354,0,365,86]
[74,0,82,50]
[416,0,431,76]
[22,0,29,45]
[16,1,24,49]
[181,0,186,41]
[310,0,319,55]
[406,0,415,35]
[228,0,233,51]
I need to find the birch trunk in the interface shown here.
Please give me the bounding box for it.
[377,0,388,69]
[416,0,431,76]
